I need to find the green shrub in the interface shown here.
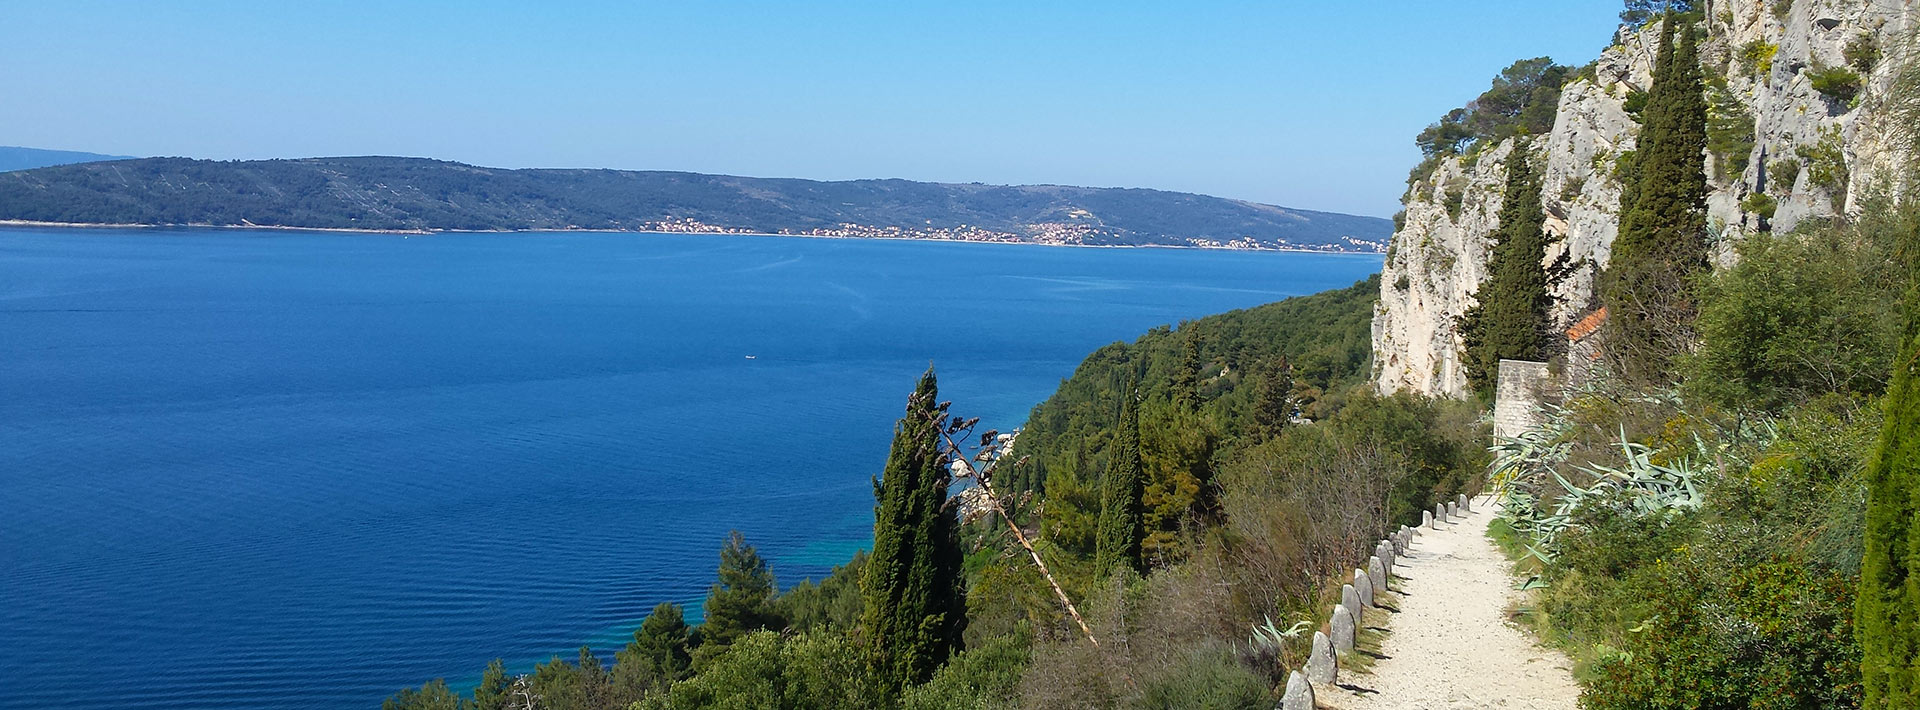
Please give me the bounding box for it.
[1740,192,1778,220]
[1139,646,1270,710]
[1562,174,1588,202]
[1796,126,1850,211]
[1844,34,1880,72]
[1623,89,1650,117]
[1739,40,1778,77]
[1443,180,1468,221]
[1687,226,1901,411]
[1767,157,1800,194]
[1706,81,1756,180]
[901,634,1030,710]
[1582,555,1862,710]
[1809,65,1863,103]
[640,631,880,710]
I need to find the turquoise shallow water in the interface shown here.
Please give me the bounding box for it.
[0,227,1381,708]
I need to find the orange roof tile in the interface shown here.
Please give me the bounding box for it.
[1566,307,1607,342]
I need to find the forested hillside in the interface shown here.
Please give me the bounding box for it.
[0,156,1391,250]
[382,272,1496,709]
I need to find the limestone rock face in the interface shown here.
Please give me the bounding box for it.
[1373,0,1920,398]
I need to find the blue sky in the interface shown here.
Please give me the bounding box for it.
[2,1,1621,217]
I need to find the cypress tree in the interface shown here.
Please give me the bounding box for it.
[1600,14,1710,382]
[1095,382,1147,576]
[1460,143,1555,398]
[1859,221,1920,709]
[861,368,967,696]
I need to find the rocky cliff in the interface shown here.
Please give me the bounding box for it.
[1373,0,1920,397]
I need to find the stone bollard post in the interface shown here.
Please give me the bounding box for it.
[1447,501,1459,518]
[1354,569,1374,608]
[1341,583,1364,625]
[1331,604,1356,653]
[1282,670,1315,710]
[1376,541,1394,574]
[1436,503,1447,522]
[1305,631,1335,684]
[1368,555,1387,595]
[1458,493,1470,512]
[1422,510,1434,529]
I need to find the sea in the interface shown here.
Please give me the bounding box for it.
[0,226,1382,708]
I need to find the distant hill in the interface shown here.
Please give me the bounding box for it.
[0,156,1391,250]
[0,146,136,173]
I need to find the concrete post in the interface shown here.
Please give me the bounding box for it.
[1331,604,1356,653]
[1282,670,1315,710]
[1305,631,1335,684]
[1341,583,1364,625]
[1368,555,1388,595]
[1354,569,1374,608]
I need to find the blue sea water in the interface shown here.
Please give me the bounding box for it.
[0,227,1381,709]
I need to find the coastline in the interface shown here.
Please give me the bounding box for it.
[0,219,1387,255]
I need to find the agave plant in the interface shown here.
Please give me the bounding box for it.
[1248,615,1312,650]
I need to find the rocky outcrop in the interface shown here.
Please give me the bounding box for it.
[1374,0,1919,397]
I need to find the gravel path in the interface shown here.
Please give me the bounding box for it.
[1320,498,1580,710]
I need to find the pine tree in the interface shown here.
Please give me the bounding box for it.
[613,602,693,701]
[1095,382,1147,576]
[1460,143,1555,397]
[1860,221,1920,709]
[699,531,781,651]
[471,659,511,710]
[861,368,967,697]
[1600,14,1710,383]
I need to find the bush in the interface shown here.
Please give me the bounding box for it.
[1796,126,1850,211]
[1139,646,1270,710]
[1687,225,1901,411]
[1443,180,1467,221]
[1706,81,1756,180]
[1809,65,1863,103]
[1739,40,1778,77]
[1740,192,1778,220]
[1582,555,1862,710]
[901,634,1030,710]
[1843,34,1880,72]
[1767,157,1800,194]
[639,631,880,710]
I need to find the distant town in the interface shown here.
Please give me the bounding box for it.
[640,217,1389,253]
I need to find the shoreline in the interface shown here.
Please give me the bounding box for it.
[0,220,1388,256]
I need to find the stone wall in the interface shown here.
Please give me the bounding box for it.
[1493,359,1552,439]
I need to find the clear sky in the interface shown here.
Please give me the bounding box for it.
[1,1,1623,217]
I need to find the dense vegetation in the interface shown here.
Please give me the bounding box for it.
[0,156,1391,249]
[1492,188,1920,710]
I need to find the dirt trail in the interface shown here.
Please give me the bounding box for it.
[1321,498,1580,710]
